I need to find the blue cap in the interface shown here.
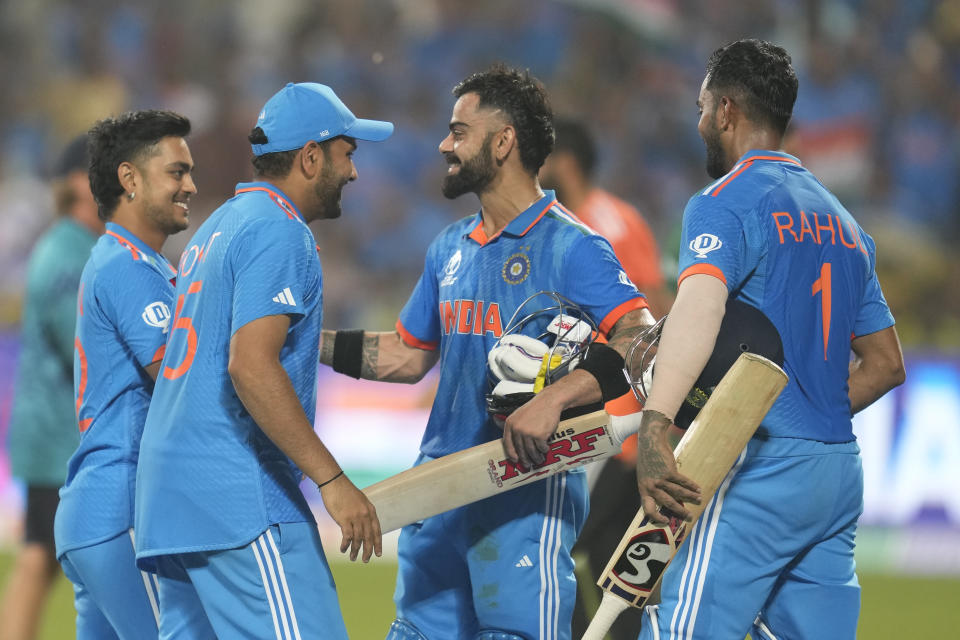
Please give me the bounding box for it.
[251,82,394,156]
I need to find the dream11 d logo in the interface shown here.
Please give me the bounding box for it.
[490,426,609,487]
[690,233,722,259]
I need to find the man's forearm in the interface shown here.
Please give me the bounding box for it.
[321,329,438,383]
[321,329,380,379]
[848,326,906,415]
[643,275,727,420]
[232,358,340,485]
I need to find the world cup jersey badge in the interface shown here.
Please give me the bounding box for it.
[502,252,531,285]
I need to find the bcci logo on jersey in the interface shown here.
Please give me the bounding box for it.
[690,233,722,259]
[502,253,531,285]
[142,301,171,333]
[440,250,462,287]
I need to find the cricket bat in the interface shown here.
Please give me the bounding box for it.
[363,408,639,534]
[581,352,788,640]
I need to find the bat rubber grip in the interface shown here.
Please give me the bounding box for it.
[581,591,632,640]
[609,411,642,445]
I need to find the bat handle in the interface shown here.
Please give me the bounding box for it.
[581,591,631,640]
[609,411,642,445]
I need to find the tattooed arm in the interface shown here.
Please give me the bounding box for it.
[320,330,439,384]
[635,409,701,523]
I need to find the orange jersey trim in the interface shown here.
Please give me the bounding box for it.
[710,161,754,197]
[235,186,301,221]
[395,319,438,351]
[678,263,727,287]
[467,199,559,246]
[598,297,648,336]
[517,199,559,236]
[710,155,801,197]
[106,230,140,261]
[468,218,491,245]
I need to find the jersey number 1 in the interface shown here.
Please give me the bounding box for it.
[811,262,831,361]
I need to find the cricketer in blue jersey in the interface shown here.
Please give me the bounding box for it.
[134,83,392,639]
[52,111,195,640]
[0,135,102,640]
[632,40,905,640]
[320,66,655,640]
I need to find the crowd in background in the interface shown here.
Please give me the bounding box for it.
[0,0,957,348]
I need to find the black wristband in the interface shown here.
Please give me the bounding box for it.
[577,343,630,403]
[332,329,364,379]
[316,470,344,490]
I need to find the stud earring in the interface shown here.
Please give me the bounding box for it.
[127,192,135,201]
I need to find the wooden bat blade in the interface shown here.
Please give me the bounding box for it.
[364,408,637,534]
[582,352,788,640]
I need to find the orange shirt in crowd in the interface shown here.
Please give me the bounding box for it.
[575,188,664,293]
[574,189,664,465]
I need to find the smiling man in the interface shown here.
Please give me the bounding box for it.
[321,65,653,640]
[54,110,195,639]
[134,83,392,639]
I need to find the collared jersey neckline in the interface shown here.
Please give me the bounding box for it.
[465,190,559,246]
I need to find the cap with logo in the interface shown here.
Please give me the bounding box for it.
[251,82,394,156]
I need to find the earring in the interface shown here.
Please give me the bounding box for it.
[127,192,135,201]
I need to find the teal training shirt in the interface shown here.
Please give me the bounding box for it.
[8,218,98,485]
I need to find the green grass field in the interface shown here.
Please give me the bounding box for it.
[2,552,957,638]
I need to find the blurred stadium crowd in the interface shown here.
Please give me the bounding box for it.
[0,0,957,348]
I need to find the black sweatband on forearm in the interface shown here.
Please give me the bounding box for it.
[578,343,630,403]
[332,329,364,379]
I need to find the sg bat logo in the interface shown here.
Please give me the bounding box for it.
[493,426,609,484]
[612,518,684,590]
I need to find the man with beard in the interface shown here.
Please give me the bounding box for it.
[54,111,195,638]
[320,65,653,640]
[134,83,391,639]
[632,39,904,639]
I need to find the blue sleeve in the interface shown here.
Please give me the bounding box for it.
[109,264,175,367]
[677,197,750,290]
[854,265,895,338]
[230,219,319,334]
[562,234,647,334]
[398,244,440,347]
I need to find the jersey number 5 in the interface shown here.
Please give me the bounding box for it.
[811,263,831,361]
[164,280,203,380]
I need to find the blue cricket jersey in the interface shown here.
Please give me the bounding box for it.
[55,223,176,557]
[135,183,321,569]
[677,150,895,442]
[398,190,647,457]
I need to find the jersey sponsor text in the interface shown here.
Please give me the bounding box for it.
[439,299,503,337]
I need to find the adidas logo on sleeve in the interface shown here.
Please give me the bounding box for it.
[272,287,296,306]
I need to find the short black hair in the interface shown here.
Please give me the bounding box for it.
[248,126,300,178]
[705,39,798,136]
[88,110,191,220]
[248,127,340,179]
[453,64,554,174]
[553,118,597,179]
